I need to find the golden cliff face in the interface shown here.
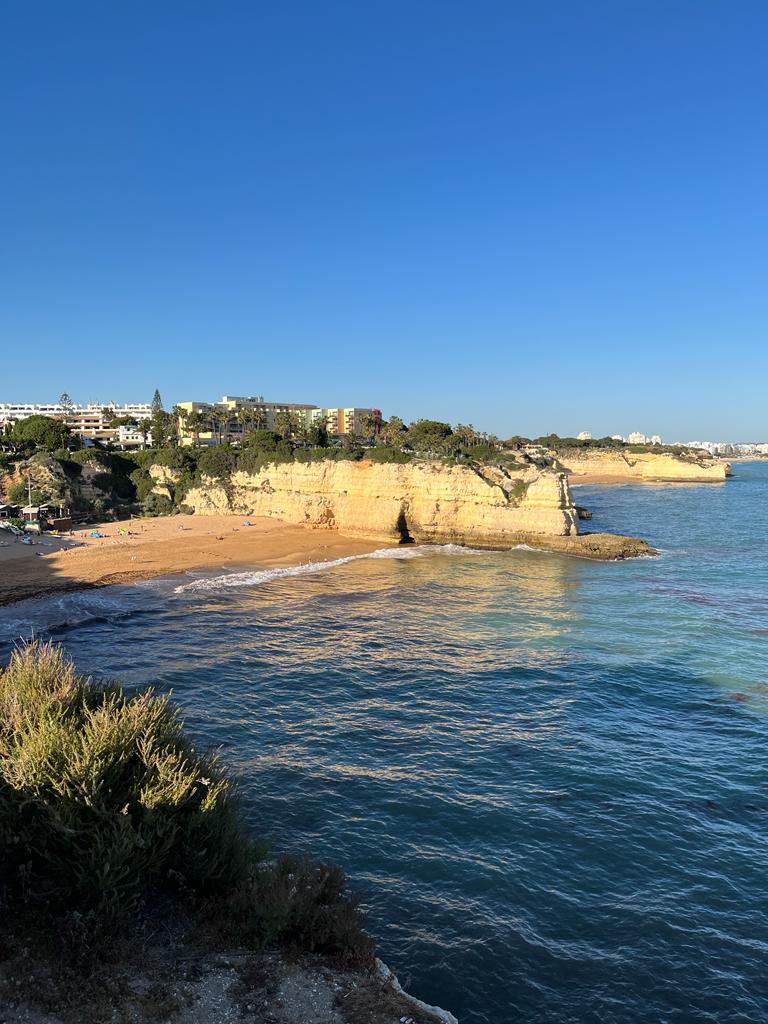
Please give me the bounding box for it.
[184,460,580,547]
[554,450,730,483]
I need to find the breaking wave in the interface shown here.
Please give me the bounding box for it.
[174,543,486,593]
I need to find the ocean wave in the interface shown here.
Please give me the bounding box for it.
[174,543,486,594]
[0,580,172,646]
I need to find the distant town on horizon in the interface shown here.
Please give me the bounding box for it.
[1,395,766,458]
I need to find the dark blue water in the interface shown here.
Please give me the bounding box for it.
[2,462,767,1024]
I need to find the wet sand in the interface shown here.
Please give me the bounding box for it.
[0,515,381,607]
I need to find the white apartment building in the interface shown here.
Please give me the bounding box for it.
[0,402,153,445]
[115,424,153,449]
[627,431,648,444]
[577,431,593,441]
[0,402,151,425]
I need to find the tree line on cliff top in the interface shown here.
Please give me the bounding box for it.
[0,411,525,518]
[0,403,700,522]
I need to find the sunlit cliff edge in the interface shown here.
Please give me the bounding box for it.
[182,460,655,559]
[552,449,731,483]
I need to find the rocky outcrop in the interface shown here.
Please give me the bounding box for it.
[148,463,183,501]
[1,455,69,504]
[524,531,655,559]
[554,450,730,483]
[183,459,655,558]
[1,454,130,512]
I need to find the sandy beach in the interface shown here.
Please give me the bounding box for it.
[0,515,382,607]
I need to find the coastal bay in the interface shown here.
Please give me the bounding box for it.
[0,515,380,607]
[2,463,766,1024]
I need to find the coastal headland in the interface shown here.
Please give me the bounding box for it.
[182,459,655,554]
[552,448,731,483]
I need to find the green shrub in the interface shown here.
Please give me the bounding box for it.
[0,643,247,918]
[172,469,196,504]
[153,448,197,471]
[509,479,528,504]
[142,493,173,516]
[366,446,412,464]
[124,449,155,469]
[11,415,69,451]
[8,482,49,506]
[113,475,137,501]
[197,445,237,480]
[209,854,375,968]
[91,472,135,501]
[333,447,364,461]
[237,449,270,475]
[69,449,104,467]
[56,456,82,480]
[237,442,295,475]
[0,643,375,964]
[465,443,498,462]
[244,429,282,452]
[129,467,154,503]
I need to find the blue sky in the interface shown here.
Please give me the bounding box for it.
[2,1,766,440]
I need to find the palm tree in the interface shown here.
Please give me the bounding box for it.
[382,416,405,449]
[455,423,478,449]
[210,408,229,445]
[274,411,294,440]
[186,411,205,447]
[236,407,253,439]
[251,406,268,430]
[172,406,188,446]
[361,414,378,444]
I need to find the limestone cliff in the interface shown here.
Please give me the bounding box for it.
[184,460,654,557]
[171,458,646,563]
[185,459,578,547]
[553,449,730,483]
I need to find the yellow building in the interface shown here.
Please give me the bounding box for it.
[176,397,318,446]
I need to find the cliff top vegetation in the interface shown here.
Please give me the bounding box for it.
[0,412,715,521]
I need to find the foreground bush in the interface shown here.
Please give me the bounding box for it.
[206,854,375,967]
[0,642,247,917]
[0,643,374,966]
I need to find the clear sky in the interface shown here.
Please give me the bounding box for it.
[2,1,766,440]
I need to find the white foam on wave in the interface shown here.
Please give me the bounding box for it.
[174,543,486,594]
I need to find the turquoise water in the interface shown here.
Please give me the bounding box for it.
[2,462,767,1023]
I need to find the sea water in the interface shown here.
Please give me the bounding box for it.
[1,462,767,1024]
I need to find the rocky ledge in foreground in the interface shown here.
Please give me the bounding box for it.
[0,948,458,1024]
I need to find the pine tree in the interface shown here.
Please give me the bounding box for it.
[151,389,164,415]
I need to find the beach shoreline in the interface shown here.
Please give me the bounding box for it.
[0,514,382,608]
